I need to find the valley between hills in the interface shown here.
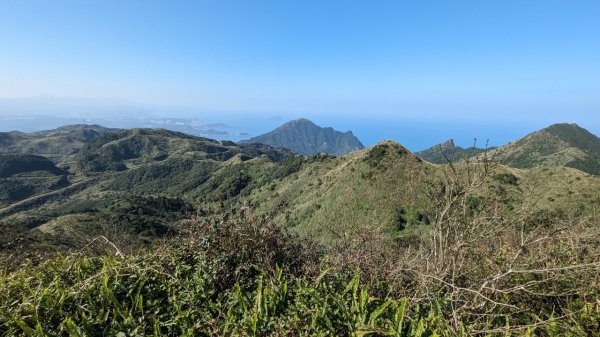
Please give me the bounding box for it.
[1,119,600,336]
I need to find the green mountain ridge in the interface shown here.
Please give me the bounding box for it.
[0,124,114,164]
[491,123,600,175]
[242,118,365,156]
[416,123,600,175]
[2,122,600,254]
[76,128,294,171]
[0,127,302,252]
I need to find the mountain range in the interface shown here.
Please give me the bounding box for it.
[2,119,600,255]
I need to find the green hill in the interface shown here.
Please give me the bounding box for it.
[0,153,65,178]
[242,118,364,156]
[77,128,292,172]
[491,123,600,174]
[246,139,600,244]
[0,154,68,208]
[0,131,26,147]
[0,128,299,252]
[246,141,435,241]
[0,124,113,164]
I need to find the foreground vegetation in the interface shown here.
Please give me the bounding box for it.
[0,235,453,336]
[1,241,598,336]
[2,160,600,336]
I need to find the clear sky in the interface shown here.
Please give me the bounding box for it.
[1,0,599,149]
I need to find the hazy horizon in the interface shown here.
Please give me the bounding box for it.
[1,95,598,152]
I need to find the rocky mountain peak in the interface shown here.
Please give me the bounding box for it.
[242,119,364,156]
[441,139,456,148]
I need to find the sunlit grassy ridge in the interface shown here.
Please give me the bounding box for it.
[247,141,600,244]
[486,123,600,175]
[3,124,600,254]
[0,125,113,165]
[248,141,434,242]
[3,129,600,268]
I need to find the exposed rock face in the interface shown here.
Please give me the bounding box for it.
[417,139,487,164]
[441,139,456,148]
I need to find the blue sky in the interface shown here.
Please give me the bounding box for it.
[1,0,599,149]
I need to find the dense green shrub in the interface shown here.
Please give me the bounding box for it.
[364,144,388,168]
[272,156,305,179]
[492,172,519,186]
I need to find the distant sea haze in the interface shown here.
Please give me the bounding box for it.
[1,97,599,151]
[0,113,587,152]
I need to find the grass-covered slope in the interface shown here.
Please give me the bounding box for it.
[249,140,600,244]
[491,123,600,175]
[0,128,299,254]
[0,154,68,208]
[0,154,65,178]
[77,128,292,172]
[0,124,112,164]
[0,219,457,337]
[248,141,434,242]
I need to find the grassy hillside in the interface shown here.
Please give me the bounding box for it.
[0,154,69,208]
[0,128,298,254]
[247,140,600,244]
[77,128,291,172]
[491,123,600,175]
[0,124,112,165]
[0,154,65,178]
[248,141,434,242]
[3,127,600,255]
